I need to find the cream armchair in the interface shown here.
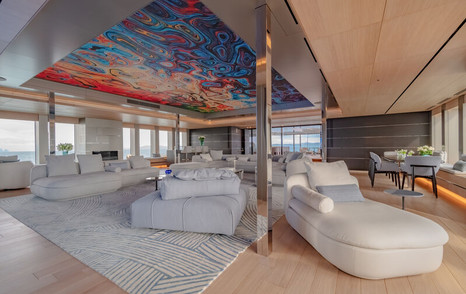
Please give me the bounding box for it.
[0,161,34,190]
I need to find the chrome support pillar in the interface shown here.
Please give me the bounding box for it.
[255,3,272,256]
[174,114,180,163]
[48,92,56,155]
[459,95,464,155]
[321,80,328,162]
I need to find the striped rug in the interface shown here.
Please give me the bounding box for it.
[0,183,284,294]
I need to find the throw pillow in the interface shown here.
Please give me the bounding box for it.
[461,154,466,161]
[129,156,150,169]
[225,157,236,162]
[0,155,18,163]
[453,160,466,172]
[77,154,105,174]
[285,152,296,163]
[248,156,257,162]
[237,156,249,162]
[291,185,334,213]
[316,184,365,202]
[304,160,355,190]
[46,154,78,177]
[210,150,223,161]
[200,153,213,161]
[109,161,131,170]
[278,157,285,163]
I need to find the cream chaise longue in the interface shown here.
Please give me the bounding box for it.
[284,159,448,279]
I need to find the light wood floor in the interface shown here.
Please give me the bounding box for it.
[0,171,465,294]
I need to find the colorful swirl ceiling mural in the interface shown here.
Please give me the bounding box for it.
[36,0,311,113]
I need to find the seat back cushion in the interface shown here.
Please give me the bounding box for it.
[453,160,466,172]
[200,153,213,162]
[173,168,236,181]
[316,184,365,202]
[210,150,223,161]
[129,155,150,169]
[46,154,79,177]
[77,154,105,174]
[304,160,354,190]
[0,155,19,163]
[108,160,131,170]
[291,185,334,213]
[160,175,240,200]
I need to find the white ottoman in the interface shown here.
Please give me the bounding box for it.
[131,189,247,235]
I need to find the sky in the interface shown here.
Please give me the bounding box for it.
[0,119,75,152]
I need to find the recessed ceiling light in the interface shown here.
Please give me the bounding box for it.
[0,76,6,82]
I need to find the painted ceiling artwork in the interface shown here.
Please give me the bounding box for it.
[36,0,311,113]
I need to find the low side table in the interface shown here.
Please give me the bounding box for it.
[146,174,166,190]
[384,189,423,210]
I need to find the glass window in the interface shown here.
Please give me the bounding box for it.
[298,125,321,154]
[282,127,293,154]
[123,128,131,159]
[139,129,151,158]
[0,119,35,162]
[272,127,282,155]
[55,123,74,155]
[159,130,168,157]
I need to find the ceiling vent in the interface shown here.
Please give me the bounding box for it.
[126,99,160,109]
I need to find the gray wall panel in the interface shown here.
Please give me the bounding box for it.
[327,112,431,170]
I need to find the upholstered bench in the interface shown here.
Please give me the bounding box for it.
[131,168,247,235]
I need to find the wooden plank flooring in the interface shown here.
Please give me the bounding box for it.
[0,171,465,294]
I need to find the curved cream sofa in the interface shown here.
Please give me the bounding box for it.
[284,159,449,279]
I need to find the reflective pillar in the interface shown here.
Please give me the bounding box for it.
[48,92,56,155]
[175,114,180,163]
[321,80,328,162]
[255,3,272,256]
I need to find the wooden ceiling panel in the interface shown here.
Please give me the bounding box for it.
[383,0,462,20]
[290,0,385,40]
[325,65,372,116]
[291,0,466,117]
[366,54,430,113]
[376,2,466,63]
[311,23,380,72]
[389,26,466,113]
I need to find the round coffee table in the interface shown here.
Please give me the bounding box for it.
[146,174,166,190]
[384,189,423,210]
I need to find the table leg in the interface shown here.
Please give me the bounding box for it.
[402,196,405,210]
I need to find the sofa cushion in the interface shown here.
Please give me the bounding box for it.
[210,150,223,161]
[129,156,150,169]
[109,161,131,170]
[46,154,78,177]
[461,154,466,161]
[248,156,257,162]
[0,155,18,163]
[453,160,466,172]
[225,157,236,162]
[278,157,285,163]
[237,156,249,162]
[77,154,105,174]
[291,185,334,213]
[160,175,240,200]
[200,153,213,162]
[304,160,354,190]
[316,184,365,202]
[173,168,236,181]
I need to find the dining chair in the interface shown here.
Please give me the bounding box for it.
[181,146,193,162]
[369,152,400,188]
[401,156,442,197]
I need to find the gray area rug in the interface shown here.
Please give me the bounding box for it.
[0,182,284,294]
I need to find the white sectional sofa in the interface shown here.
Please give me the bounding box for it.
[284,159,449,279]
[30,155,159,201]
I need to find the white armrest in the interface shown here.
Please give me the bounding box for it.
[105,166,121,173]
[30,164,47,184]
